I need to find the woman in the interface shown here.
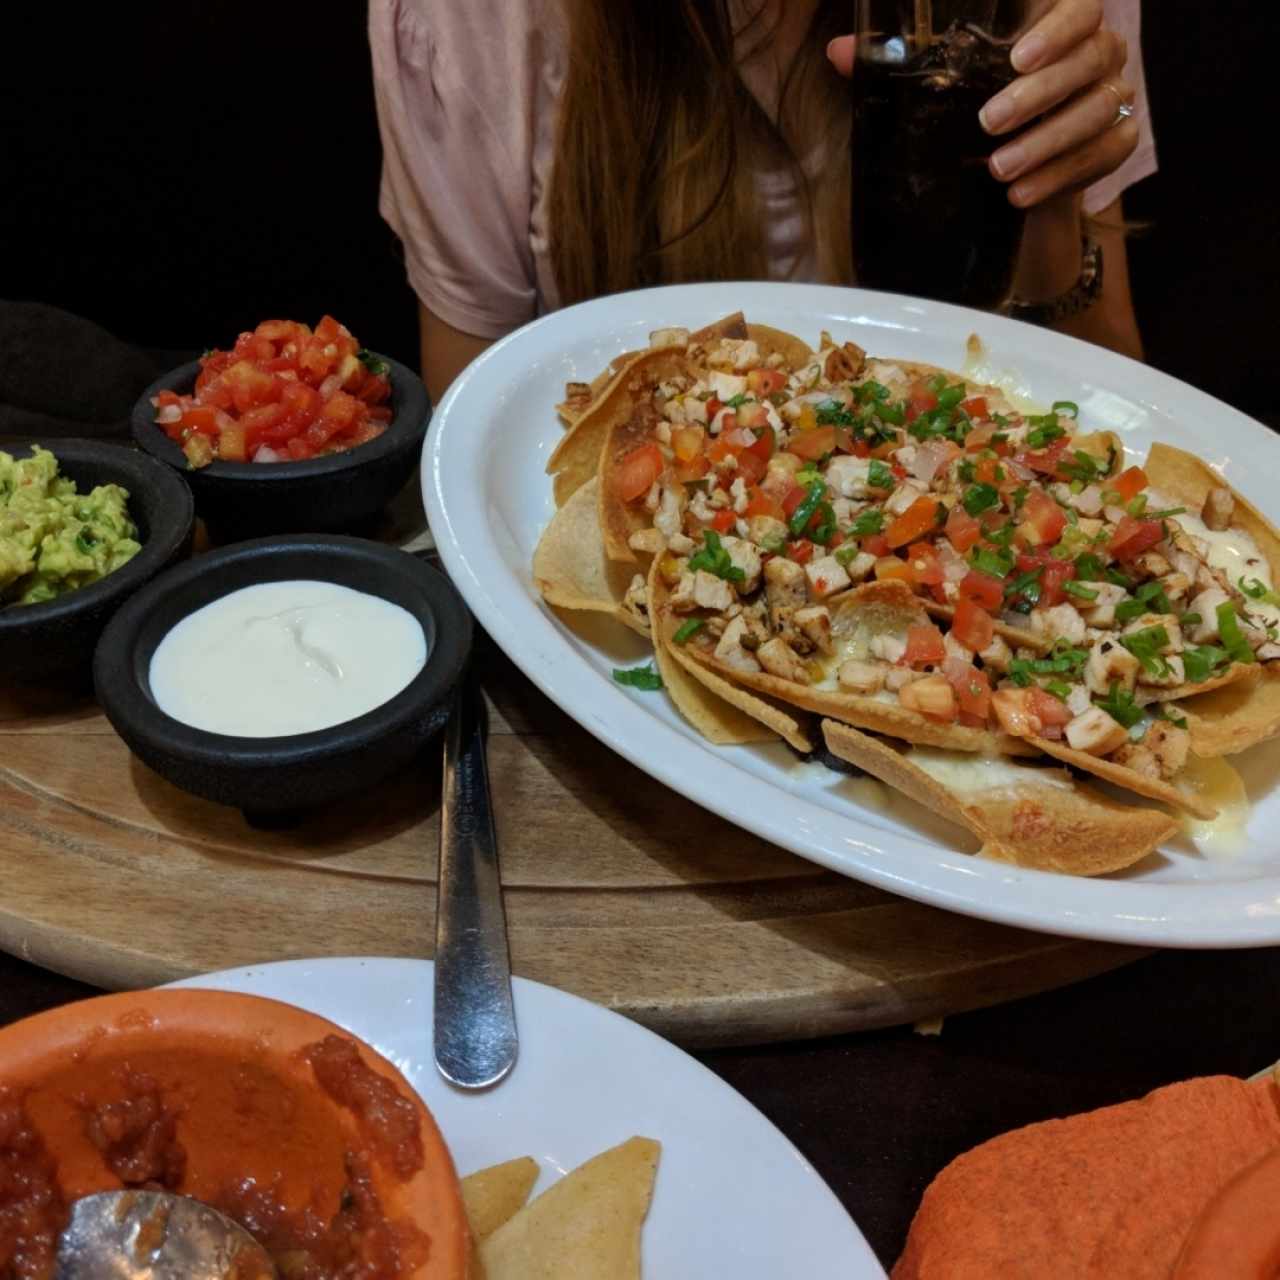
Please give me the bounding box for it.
[370,0,1154,403]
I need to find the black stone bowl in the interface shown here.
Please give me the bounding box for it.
[93,535,471,819]
[130,354,430,542]
[0,439,195,686]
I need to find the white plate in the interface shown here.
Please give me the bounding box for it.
[423,281,1280,947]
[171,957,883,1279]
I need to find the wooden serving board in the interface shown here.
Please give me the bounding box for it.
[0,637,1143,1048]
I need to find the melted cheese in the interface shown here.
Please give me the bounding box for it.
[907,748,1074,794]
[961,336,1049,416]
[1179,756,1251,859]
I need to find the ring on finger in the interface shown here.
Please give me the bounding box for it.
[1100,81,1136,128]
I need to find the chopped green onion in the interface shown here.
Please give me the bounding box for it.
[1044,680,1072,701]
[788,480,828,537]
[1005,568,1043,601]
[357,348,390,377]
[957,460,977,484]
[1094,682,1144,729]
[985,522,1017,549]
[875,400,907,426]
[1105,568,1134,589]
[672,619,705,645]
[816,402,855,427]
[1145,507,1187,520]
[971,546,1015,579]
[962,483,1001,517]
[726,393,749,409]
[1074,553,1105,581]
[936,384,966,412]
[1009,486,1029,510]
[1026,419,1066,449]
[1239,576,1280,607]
[867,459,895,492]
[853,380,889,404]
[795,467,822,488]
[810,502,838,546]
[1126,494,1149,517]
[1183,645,1229,683]
[1217,602,1257,664]
[835,544,864,567]
[1052,401,1080,419]
[689,529,745,583]
[1064,580,1099,601]
[851,509,886,537]
[1179,612,1202,627]
[613,664,663,691]
[1120,624,1171,675]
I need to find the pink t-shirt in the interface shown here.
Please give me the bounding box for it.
[370,0,1157,339]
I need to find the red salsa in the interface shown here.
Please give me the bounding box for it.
[0,1089,67,1280]
[152,315,393,468]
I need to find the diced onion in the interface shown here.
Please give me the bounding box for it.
[157,405,182,425]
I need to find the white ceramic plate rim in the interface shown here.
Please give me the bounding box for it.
[171,956,885,1279]
[423,281,1280,947]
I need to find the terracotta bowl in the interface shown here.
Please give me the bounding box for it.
[1172,1146,1280,1278]
[0,987,468,1279]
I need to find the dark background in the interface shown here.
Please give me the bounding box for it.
[1,2,1275,421]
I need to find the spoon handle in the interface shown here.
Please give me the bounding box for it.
[434,671,518,1089]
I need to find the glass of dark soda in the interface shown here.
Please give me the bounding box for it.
[851,0,1043,309]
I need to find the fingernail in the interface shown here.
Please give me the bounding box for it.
[980,94,1015,133]
[826,37,840,60]
[1011,31,1046,72]
[1009,182,1033,208]
[990,141,1026,180]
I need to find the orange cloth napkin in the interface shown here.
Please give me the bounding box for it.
[893,1075,1280,1279]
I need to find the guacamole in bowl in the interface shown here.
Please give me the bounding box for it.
[0,446,141,606]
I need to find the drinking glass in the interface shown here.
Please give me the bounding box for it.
[850,0,1047,309]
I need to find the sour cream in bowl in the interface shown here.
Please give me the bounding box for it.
[94,536,471,818]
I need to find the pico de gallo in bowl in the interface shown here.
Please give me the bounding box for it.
[132,317,430,541]
[151,315,393,468]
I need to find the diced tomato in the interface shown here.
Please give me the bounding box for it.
[1108,515,1164,561]
[675,455,711,483]
[862,533,891,557]
[239,402,288,444]
[943,658,992,722]
[875,555,915,586]
[180,405,221,437]
[746,425,775,462]
[1018,437,1071,475]
[952,598,994,652]
[710,509,736,534]
[961,397,988,420]
[707,438,736,466]
[904,624,947,668]
[705,397,723,423]
[286,436,314,461]
[789,426,837,462]
[735,450,767,486]
[885,497,942,549]
[1039,559,1077,608]
[907,389,938,422]
[612,442,665,503]
[672,426,705,462]
[1029,687,1072,731]
[781,485,809,519]
[745,489,785,521]
[973,456,1005,485]
[958,570,1004,611]
[1112,465,1149,502]
[222,360,279,414]
[945,506,982,554]
[1017,489,1067,547]
[737,403,770,431]
[788,539,816,565]
[906,541,943,587]
[747,368,788,397]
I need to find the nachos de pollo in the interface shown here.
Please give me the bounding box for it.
[533,314,1280,876]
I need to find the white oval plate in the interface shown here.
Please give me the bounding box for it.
[423,281,1280,946]
[172,957,883,1279]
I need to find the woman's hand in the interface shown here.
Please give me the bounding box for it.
[826,0,1139,209]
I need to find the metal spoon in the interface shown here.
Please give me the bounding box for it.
[434,667,518,1089]
[57,1190,275,1279]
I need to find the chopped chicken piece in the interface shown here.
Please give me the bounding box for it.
[838,660,885,694]
[756,637,810,683]
[669,572,697,612]
[693,570,735,611]
[1148,720,1190,776]
[654,484,685,538]
[764,555,808,618]
[1065,706,1130,756]
[824,341,867,383]
[1133,551,1171,578]
[944,632,973,664]
[653,421,672,445]
[870,632,908,664]
[708,338,760,372]
[621,574,648,621]
[648,326,689,349]
[644,479,661,513]
[1030,603,1087,646]
[683,397,709,426]
[1085,638,1141,694]
[804,555,852,600]
[1068,484,1104,516]
[708,370,748,400]
[720,535,762,594]
[746,514,788,549]
[1202,486,1235,532]
[1138,654,1186,688]
[628,527,665,555]
[793,605,833,655]
[730,476,749,514]
[842,551,877,584]
[714,615,762,673]
[1260,642,1280,662]
[668,531,694,555]
[979,634,1013,671]
[885,667,925,692]
[1079,582,1128,629]
[1066,684,1093,716]
[899,675,956,721]
[688,488,715,524]
[825,456,874,499]
[885,481,926,517]
[709,487,731,509]
[1158,571,1192,603]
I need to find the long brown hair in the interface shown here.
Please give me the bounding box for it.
[549,1,851,307]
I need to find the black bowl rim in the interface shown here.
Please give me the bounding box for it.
[130,351,429,482]
[0,438,195,632]
[94,535,472,766]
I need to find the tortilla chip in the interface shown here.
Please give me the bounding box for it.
[822,721,1177,876]
[646,556,788,748]
[533,477,650,637]
[923,600,1049,654]
[479,1137,660,1280]
[1028,736,1218,821]
[547,346,689,510]
[689,311,749,345]
[892,1076,1280,1280]
[463,1156,540,1239]
[744,322,813,368]
[1180,664,1280,757]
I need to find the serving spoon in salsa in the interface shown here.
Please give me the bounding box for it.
[57,1190,276,1279]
